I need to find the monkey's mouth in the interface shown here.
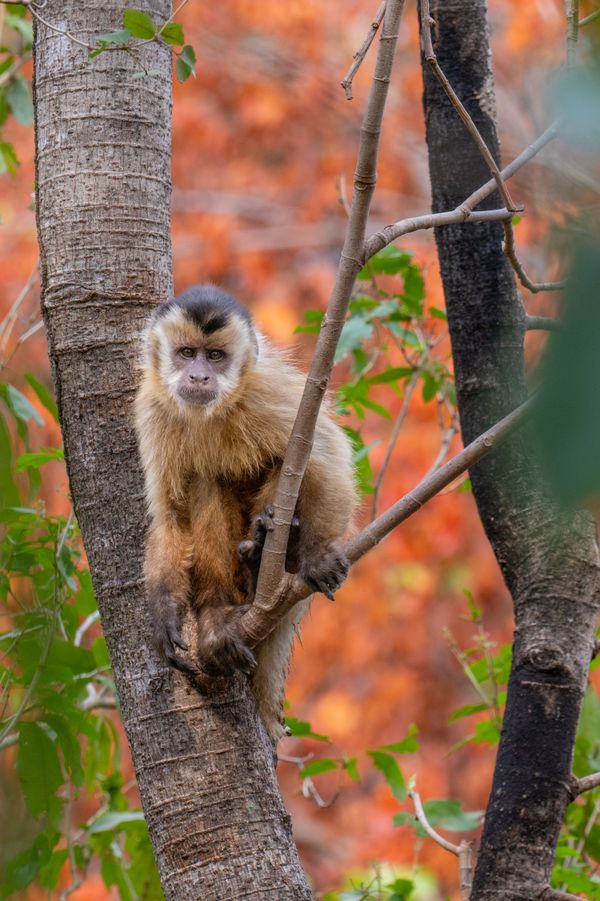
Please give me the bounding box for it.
[177,387,219,407]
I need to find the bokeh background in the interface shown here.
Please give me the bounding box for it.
[0,0,593,897]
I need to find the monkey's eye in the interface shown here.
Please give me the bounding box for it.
[207,349,225,362]
[179,347,195,359]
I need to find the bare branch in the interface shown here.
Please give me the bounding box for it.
[538,888,587,901]
[28,5,94,50]
[249,0,407,614]
[565,0,580,66]
[572,772,600,797]
[345,395,533,564]
[410,788,460,854]
[364,207,513,265]
[240,396,533,646]
[580,8,600,26]
[341,0,386,100]
[526,315,561,332]
[503,221,567,294]
[420,0,520,213]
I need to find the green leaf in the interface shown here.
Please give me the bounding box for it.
[0,141,19,175]
[160,22,184,45]
[423,799,482,832]
[96,28,132,44]
[358,245,414,279]
[6,77,33,125]
[382,725,419,754]
[17,722,64,823]
[429,306,447,321]
[16,448,64,471]
[472,720,500,746]
[368,750,406,800]
[1,383,44,425]
[6,12,33,43]
[368,366,414,385]
[334,318,373,362]
[284,716,329,742]
[343,757,360,782]
[39,849,69,890]
[46,638,97,675]
[0,410,19,506]
[300,758,337,778]
[122,9,157,39]
[387,878,415,900]
[448,702,489,723]
[88,810,146,834]
[176,44,197,82]
[42,714,84,787]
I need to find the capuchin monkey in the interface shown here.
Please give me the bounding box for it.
[135,284,357,738]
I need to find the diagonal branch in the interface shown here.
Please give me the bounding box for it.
[503,220,567,294]
[420,0,520,213]
[341,0,387,100]
[239,395,533,646]
[247,0,407,614]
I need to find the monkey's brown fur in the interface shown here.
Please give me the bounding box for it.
[135,285,356,737]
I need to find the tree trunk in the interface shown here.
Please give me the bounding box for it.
[419,1,600,898]
[33,4,312,898]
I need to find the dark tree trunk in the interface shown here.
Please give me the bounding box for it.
[419,1,600,898]
[33,3,312,898]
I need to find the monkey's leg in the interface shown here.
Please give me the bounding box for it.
[145,521,199,675]
[238,505,300,593]
[195,604,257,677]
[252,596,311,740]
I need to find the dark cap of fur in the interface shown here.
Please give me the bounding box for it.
[155,284,253,335]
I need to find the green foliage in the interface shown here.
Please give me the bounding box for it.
[297,244,454,495]
[0,378,163,898]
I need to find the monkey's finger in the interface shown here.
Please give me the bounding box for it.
[228,641,257,675]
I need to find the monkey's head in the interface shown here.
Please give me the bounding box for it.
[144,284,259,412]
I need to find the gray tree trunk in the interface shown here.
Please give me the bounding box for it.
[419,1,600,898]
[33,3,312,898]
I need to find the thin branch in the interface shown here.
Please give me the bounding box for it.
[0,262,38,355]
[580,8,600,25]
[28,4,94,49]
[538,889,587,901]
[410,788,460,854]
[249,0,407,615]
[565,0,580,66]
[503,221,567,294]
[409,788,473,900]
[0,52,31,89]
[240,395,533,647]
[572,772,600,797]
[420,0,520,213]
[341,0,386,100]
[525,315,561,332]
[364,207,513,263]
[345,395,533,564]
[370,357,424,520]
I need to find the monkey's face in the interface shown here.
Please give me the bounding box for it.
[149,305,256,413]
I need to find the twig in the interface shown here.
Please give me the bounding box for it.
[565,0,580,66]
[579,8,600,26]
[28,4,94,49]
[409,787,473,901]
[240,395,533,646]
[420,0,520,213]
[0,52,31,89]
[74,610,100,646]
[503,222,567,294]
[572,772,600,797]
[249,0,407,616]
[363,121,557,274]
[345,395,534,564]
[526,315,561,332]
[0,263,39,356]
[341,0,386,100]
[370,358,424,521]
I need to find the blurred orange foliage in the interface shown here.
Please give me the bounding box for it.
[1,1,593,898]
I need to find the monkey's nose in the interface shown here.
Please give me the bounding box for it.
[189,373,209,384]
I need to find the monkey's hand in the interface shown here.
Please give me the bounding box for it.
[238,505,300,589]
[196,605,257,677]
[152,602,200,676]
[300,544,350,601]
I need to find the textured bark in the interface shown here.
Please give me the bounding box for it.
[419,1,600,898]
[33,4,312,898]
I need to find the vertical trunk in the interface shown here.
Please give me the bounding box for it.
[34,4,312,898]
[419,1,600,897]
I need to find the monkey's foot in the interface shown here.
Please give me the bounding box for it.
[238,506,299,584]
[154,613,200,677]
[300,546,350,601]
[197,605,257,677]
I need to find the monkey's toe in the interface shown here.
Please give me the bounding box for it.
[300,549,350,601]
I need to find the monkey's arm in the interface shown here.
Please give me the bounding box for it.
[145,517,197,673]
